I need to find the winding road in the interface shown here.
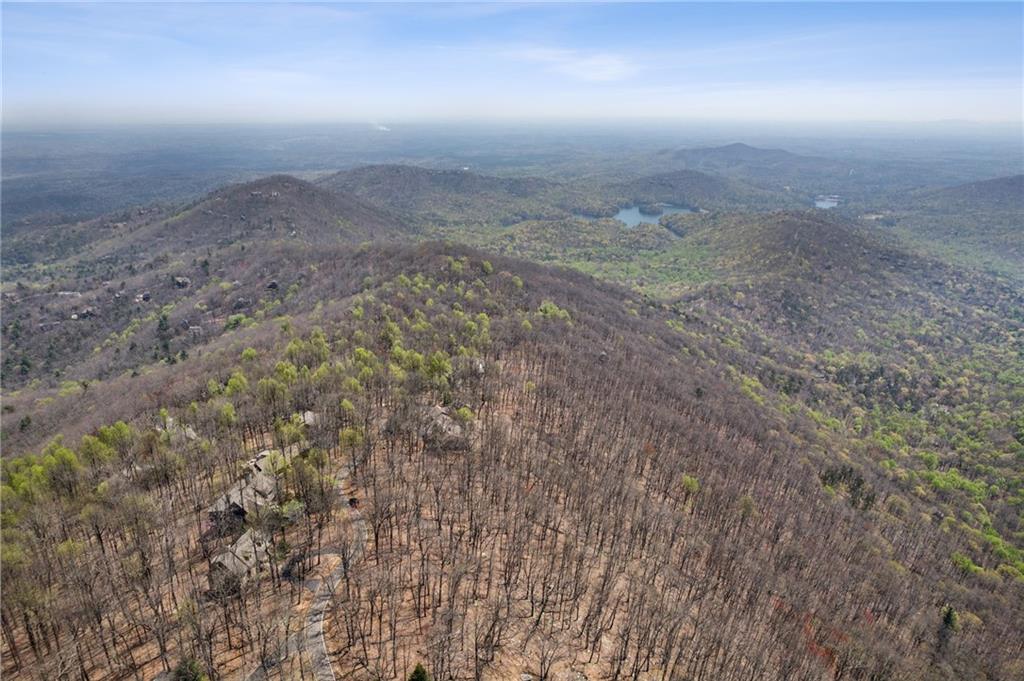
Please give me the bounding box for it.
[304,505,366,681]
[244,461,366,681]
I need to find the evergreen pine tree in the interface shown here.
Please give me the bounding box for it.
[409,663,431,681]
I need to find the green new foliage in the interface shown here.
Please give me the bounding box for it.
[353,347,377,367]
[340,427,363,449]
[218,403,237,427]
[394,347,425,372]
[425,351,452,385]
[285,329,330,368]
[381,320,403,349]
[257,377,287,406]
[78,435,115,466]
[97,421,134,454]
[225,313,249,330]
[3,458,47,503]
[916,451,939,471]
[952,552,982,577]
[41,440,82,497]
[537,300,571,322]
[446,256,466,275]
[275,360,299,384]
[225,370,249,396]
[922,469,988,500]
[738,494,759,521]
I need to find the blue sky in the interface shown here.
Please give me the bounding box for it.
[3,2,1021,127]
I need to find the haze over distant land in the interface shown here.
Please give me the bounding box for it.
[2,1,1022,127]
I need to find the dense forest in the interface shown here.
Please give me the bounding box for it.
[1,143,1022,681]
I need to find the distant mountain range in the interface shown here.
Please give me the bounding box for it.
[916,174,1024,211]
[876,174,1024,277]
[664,142,989,199]
[611,167,799,212]
[317,164,579,224]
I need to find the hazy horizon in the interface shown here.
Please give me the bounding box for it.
[3,2,1022,129]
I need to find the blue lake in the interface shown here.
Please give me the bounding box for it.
[574,204,693,227]
[613,205,693,227]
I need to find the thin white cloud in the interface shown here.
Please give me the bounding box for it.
[506,47,635,82]
[224,67,319,87]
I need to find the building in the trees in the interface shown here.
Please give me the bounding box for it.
[420,405,468,451]
[205,468,277,533]
[205,445,306,533]
[208,529,270,594]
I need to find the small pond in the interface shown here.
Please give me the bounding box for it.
[576,204,693,227]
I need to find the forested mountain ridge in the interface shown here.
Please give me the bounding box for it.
[862,174,1024,279]
[918,174,1024,211]
[88,174,409,257]
[664,142,997,199]
[319,164,557,205]
[664,211,1024,556]
[610,169,798,212]
[1,174,408,267]
[670,142,813,167]
[1,159,1022,681]
[448,206,1024,572]
[317,164,597,225]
